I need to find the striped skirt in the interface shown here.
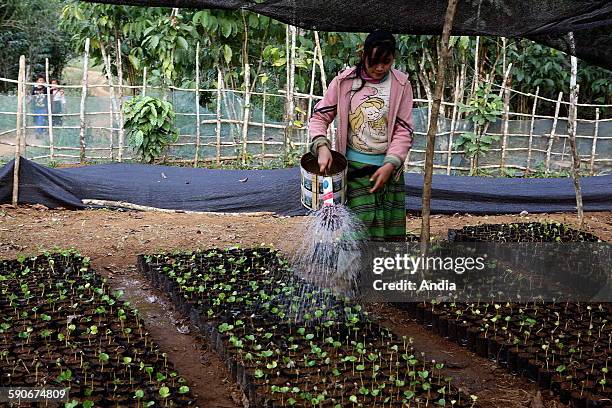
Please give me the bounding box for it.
[346,161,406,242]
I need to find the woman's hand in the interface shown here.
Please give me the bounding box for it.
[318,145,333,174]
[369,163,395,193]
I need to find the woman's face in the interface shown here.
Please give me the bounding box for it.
[364,48,394,81]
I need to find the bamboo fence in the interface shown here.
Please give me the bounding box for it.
[0,39,611,175]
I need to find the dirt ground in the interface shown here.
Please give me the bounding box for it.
[1,207,611,407]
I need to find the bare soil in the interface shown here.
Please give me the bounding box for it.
[1,206,611,407]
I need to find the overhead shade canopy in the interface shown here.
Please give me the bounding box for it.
[83,0,612,70]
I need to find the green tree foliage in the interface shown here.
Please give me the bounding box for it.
[0,0,72,92]
[123,96,178,163]
[58,3,610,115]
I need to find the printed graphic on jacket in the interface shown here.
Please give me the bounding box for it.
[348,77,391,154]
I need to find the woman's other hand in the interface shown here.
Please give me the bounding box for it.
[318,145,333,174]
[369,163,395,193]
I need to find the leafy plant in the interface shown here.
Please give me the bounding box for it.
[123,96,179,163]
[454,84,503,175]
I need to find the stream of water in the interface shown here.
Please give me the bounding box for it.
[288,205,366,321]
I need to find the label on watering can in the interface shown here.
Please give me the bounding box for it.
[322,177,334,206]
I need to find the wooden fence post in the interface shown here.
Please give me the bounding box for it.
[78,38,90,164]
[12,55,26,206]
[194,42,201,167]
[116,39,125,162]
[546,92,563,172]
[261,87,267,163]
[142,67,147,97]
[284,25,297,157]
[101,44,119,161]
[446,75,460,175]
[589,108,599,176]
[499,79,511,170]
[45,58,54,160]
[526,87,539,173]
[215,69,222,165]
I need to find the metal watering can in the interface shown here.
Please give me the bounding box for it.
[300,151,348,211]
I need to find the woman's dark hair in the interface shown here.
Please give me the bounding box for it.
[349,30,396,98]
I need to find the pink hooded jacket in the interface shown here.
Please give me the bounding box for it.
[308,66,414,167]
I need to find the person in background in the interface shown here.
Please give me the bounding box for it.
[50,79,66,126]
[308,30,414,242]
[31,75,48,136]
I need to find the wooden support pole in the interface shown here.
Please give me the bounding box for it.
[446,75,460,175]
[261,87,267,163]
[314,31,335,145]
[306,44,318,150]
[45,58,54,160]
[420,0,459,254]
[526,87,539,173]
[78,38,90,164]
[101,44,119,161]
[284,25,297,157]
[108,86,114,160]
[546,92,563,172]
[567,53,583,228]
[215,69,222,165]
[241,15,251,165]
[116,38,125,162]
[142,67,147,97]
[12,55,26,206]
[589,108,599,175]
[500,78,511,170]
[194,42,201,167]
[241,63,251,164]
[313,31,327,93]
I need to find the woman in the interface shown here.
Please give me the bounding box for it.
[308,30,414,242]
[31,76,48,136]
[51,79,67,126]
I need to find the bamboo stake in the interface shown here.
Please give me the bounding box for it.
[45,58,54,160]
[116,38,125,162]
[81,199,273,216]
[306,44,318,149]
[526,87,539,173]
[241,15,251,165]
[499,78,511,170]
[12,55,26,206]
[546,92,563,172]
[194,42,201,167]
[108,87,114,160]
[101,45,118,161]
[241,64,251,164]
[142,67,147,97]
[313,31,328,93]
[567,52,583,228]
[215,69,222,165]
[457,55,467,119]
[446,74,461,175]
[284,25,297,157]
[78,38,90,164]
[261,87,267,163]
[589,108,599,175]
[313,31,335,145]
[420,0,459,253]
[471,36,480,99]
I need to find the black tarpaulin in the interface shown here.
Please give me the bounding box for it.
[2,158,612,215]
[82,0,612,70]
